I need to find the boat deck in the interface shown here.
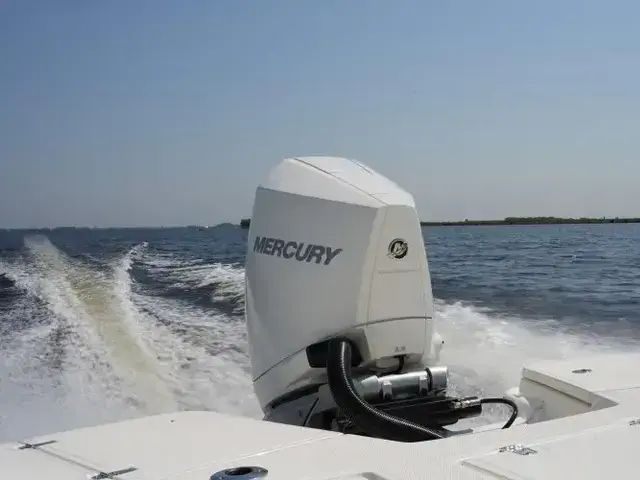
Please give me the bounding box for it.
[3,353,640,479]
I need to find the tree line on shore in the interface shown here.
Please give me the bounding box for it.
[419,217,640,226]
[239,217,640,228]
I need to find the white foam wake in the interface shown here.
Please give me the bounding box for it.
[1,239,637,440]
[0,239,260,442]
[435,299,637,398]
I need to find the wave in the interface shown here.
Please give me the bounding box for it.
[1,234,638,440]
[134,250,246,314]
[0,236,259,441]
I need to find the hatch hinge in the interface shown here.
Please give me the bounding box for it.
[18,440,57,450]
[91,467,138,479]
[498,444,538,455]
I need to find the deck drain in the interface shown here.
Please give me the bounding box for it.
[210,466,268,480]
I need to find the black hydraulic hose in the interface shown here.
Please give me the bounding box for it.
[302,397,319,426]
[479,397,519,429]
[326,337,444,442]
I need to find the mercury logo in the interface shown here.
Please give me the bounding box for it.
[253,236,343,266]
[388,239,408,259]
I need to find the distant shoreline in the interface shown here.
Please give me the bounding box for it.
[420,217,640,226]
[3,217,638,230]
[239,217,640,229]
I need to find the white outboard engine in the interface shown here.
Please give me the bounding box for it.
[244,157,517,442]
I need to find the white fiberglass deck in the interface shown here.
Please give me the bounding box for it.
[3,353,640,479]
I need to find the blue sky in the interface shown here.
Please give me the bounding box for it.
[1,1,639,228]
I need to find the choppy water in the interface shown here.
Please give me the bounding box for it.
[1,224,639,441]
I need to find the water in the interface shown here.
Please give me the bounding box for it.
[1,224,639,441]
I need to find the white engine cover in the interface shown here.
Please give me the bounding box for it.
[245,156,436,411]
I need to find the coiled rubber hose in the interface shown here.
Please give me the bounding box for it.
[326,337,444,442]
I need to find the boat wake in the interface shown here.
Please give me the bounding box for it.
[0,236,258,441]
[0,235,636,440]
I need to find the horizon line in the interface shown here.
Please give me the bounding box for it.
[3,216,640,231]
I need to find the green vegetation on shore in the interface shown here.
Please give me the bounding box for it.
[240,217,640,228]
[420,217,640,226]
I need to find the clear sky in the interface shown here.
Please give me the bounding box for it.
[1,1,639,228]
